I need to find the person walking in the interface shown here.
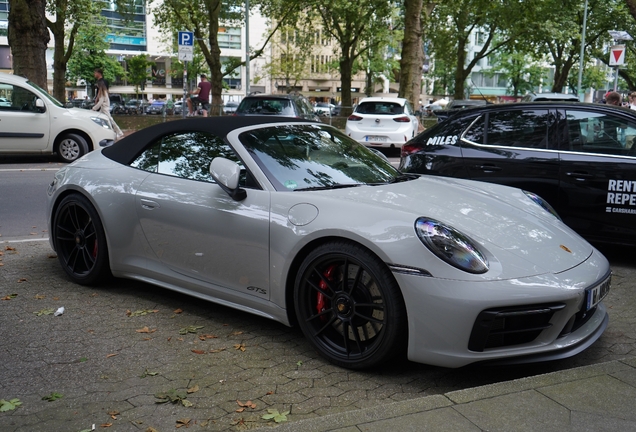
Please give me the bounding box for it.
[92,80,124,139]
[186,74,211,117]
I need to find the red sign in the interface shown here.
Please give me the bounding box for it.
[610,45,626,66]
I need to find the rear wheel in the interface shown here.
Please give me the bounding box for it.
[53,194,111,285]
[294,241,407,369]
[57,133,89,163]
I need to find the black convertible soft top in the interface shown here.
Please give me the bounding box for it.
[102,116,314,165]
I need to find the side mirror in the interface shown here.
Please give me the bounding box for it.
[35,98,45,113]
[210,157,246,201]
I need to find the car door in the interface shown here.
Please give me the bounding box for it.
[131,131,271,299]
[459,107,561,207]
[0,82,50,151]
[558,107,636,244]
[403,100,420,138]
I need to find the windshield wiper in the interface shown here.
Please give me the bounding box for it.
[389,173,419,183]
[294,183,364,191]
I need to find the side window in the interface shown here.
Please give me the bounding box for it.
[565,109,636,156]
[485,109,549,149]
[0,83,39,112]
[462,115,486,144]
[130,131,251,186]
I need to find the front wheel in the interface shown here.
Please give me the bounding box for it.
[53,194,111,285]
[294,241,407,369]
[57,133,89,163]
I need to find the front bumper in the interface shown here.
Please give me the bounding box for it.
[395,248,610,368]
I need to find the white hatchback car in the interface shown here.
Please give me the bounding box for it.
[0,72,116,162]
[345,97,420,149]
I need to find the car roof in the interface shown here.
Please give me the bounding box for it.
[524,92,579,101]
[102,116,315,165]
[243,94,304,100]
[359,97,407,105]
[0,72,29,85]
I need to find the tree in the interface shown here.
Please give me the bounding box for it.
[265,24,315,93]
[7,0,50,89]
[428,0,528,99]
[312,0,394,112]
[127,55,154,98]
[66,22,126,97]
[487,48,547,97]
[46,0,99,102]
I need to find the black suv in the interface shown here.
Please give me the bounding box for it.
[399,101,636,246]
[235,93,320,121]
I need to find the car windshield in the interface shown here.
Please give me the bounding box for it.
[26,80,63,108]
[239,98,295,115]
[239,124,403,191]
[356,102,404,115]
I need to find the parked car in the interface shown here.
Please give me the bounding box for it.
[145,101,166,115]
[234,93,320,121]
[522,92,579,102]
[345,97,419,149]
[400,101,636,246]
[223,101,239,114]
[47,116,610,369]
[446,99,488,110]
[0,72,115,162]
[125,99,148,114]
[314,102,335,116]
[174,100,184,115]
[0,96,12,107]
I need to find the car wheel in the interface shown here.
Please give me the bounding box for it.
[57,133,89,163]
[53,194,111,285]
[294,241,407,369]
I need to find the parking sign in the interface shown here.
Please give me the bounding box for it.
[178,31,194,46]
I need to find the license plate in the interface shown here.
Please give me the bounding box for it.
[365,136,387,142]
[585,275,611,311]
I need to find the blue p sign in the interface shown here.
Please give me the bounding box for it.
[178,31,194,46]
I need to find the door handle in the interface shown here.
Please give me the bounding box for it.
[473,164,502,172]
[140,199,160,210]
[565,172,593,180]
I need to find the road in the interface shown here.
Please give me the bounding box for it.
[0,157,63,240]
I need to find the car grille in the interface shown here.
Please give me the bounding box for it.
[468,303,566,351]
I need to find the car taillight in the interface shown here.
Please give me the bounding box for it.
[393,116,411,123]
[401,142,421,157]
[347,114,363,121]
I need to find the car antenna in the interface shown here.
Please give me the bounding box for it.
[471,79,491,104]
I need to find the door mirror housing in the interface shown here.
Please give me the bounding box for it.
[210,157,247,201]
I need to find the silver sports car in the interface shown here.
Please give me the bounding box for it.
[47,117,611,369]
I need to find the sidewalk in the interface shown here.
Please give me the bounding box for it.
[258,356,636,431]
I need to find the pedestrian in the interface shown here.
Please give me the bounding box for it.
[93,68,108,100]
[606,91,622,106]
[186,74,211,117]
[92,79,124,139]
[166,98,174,115]
[628,92,636,110]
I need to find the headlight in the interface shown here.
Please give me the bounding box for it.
[91,116,112,129]
[415,218,489,274]
[523,191,561,220]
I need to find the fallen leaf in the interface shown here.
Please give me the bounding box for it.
[106,353,119,358]
[34,294,45,300]
[29,232,37,236]
[34,308,55,316]
[1,293,18,301]
[0,398,22,411]
[179,325,204,335]
[17,278,27,283]
[5,246,15,251]
[198,334,217,340]
[231,331,244,336]
[47,254,57,259]
[173,308,183,314]
[191,349,206,355]
[237,400,256,409]
[262,409,290,423]
[136,326,156,334]
[100,423,113,428]
[266,391,273,395]
[42,392,63,402]
[210,348,226,353]
[234,344,246,352]
[186,384,199,394]
[176,418,191,428]
[127,309,159,317]
[140,369,159,378]
[235,407,245,413]
[108,410,120,418]
[181,399,193,407]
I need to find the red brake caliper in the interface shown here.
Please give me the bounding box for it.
[317,264,337,320]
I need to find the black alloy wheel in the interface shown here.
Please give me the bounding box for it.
[53,194,111,285]
[294,241,407,369]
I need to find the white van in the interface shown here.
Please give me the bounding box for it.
[0,72,116,162]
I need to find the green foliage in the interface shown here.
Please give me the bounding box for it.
[127,54,154,96]
[179,325,204,335]
[42,392,64,402]
[487,49,548,96]
[155,389,192,407]
[0,398,22,412]
[262,408,290,423]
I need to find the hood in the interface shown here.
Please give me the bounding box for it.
[318,176,593,275]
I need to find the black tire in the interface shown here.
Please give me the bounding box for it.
[57,133,89,163]
[294,241,407,369]
[52,194,111,285]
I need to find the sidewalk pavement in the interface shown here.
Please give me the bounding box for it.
[256,356,636,431]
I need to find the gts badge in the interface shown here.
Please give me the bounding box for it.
[427,135,458,145]
[247,286,267,295]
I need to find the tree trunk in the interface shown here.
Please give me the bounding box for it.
[8,0,50,90]
[454,38,468,99]
[552,58,575,93]
[398,0,424,109]
[48,17,70,102]
[339,53,355,115]
[197,2,223,113]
